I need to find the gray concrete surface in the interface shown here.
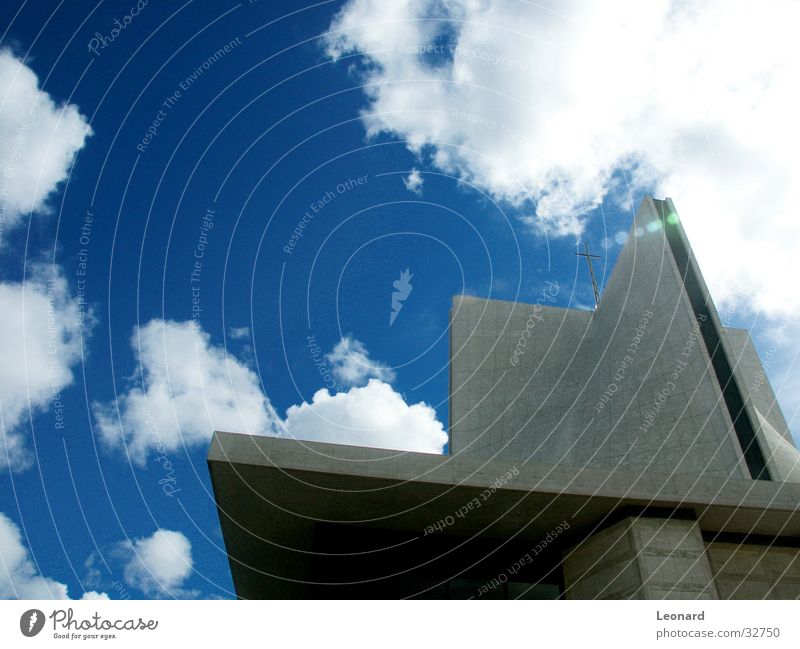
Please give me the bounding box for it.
[564,517,719,599]
[209,196,800,598]
[450,196,798,482]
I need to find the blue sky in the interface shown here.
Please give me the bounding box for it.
[1,0,798,600]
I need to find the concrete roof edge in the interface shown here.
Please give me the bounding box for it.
[207,431,800,512]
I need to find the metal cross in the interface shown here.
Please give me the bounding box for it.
[575,242,601,308]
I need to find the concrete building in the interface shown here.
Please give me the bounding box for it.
[208,196,800,599]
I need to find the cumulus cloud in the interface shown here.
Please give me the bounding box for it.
[284,378,446,453]
[0,512,107,599]
[0,51,92,470]
[0,266,86,471]
[403,168,424,195]
[93,319,282,466]
[95,322,446,460]
[0,49,92,235]
[325,336,395,387]
[324,0,800,320]
[116,529,194,598]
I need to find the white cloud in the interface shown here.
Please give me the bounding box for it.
[0,512,107,599]
[403,168,424,195]
[324,0,800,319]
[326,0,800,441]
[0,266,86,471]
[325,336,395,387]
[95,322,446,460]
[228,326,250,340]
[0,49,92,236]
[93,319,282,466]
[0,51,92,470]
[81,591,110,600]
[284,379,447,454]
[117,529,194,598]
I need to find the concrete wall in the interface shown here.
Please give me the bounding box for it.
[564,516,800,599]
[566,198,745,477]
[563,517,719,600]
[450,197,755,480]
[562,517,643,599]
[449,295,591,458]
[707,542,800,599]
[723,327,800,482]
[724,328,792,444]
